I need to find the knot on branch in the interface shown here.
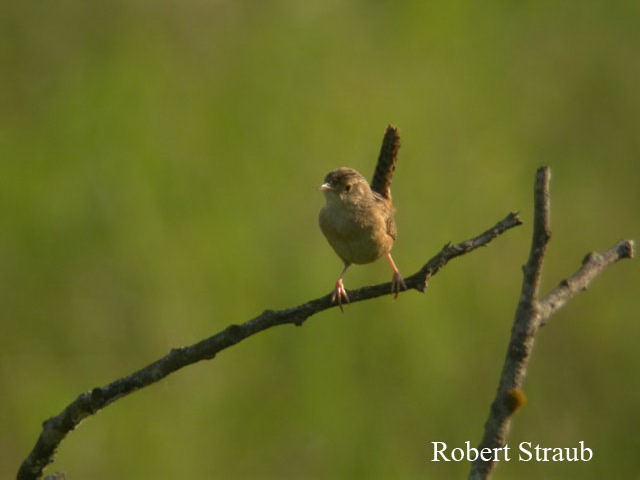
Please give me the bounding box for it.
[507,211,523,226]
[225,324,244,342]
[503,388,527,414]
[618,239,635,259]
[582,252,600,265]
[90,388,106,411]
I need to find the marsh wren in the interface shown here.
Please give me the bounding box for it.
[318,125,406,310]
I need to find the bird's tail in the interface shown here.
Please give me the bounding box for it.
[370,124,400,200]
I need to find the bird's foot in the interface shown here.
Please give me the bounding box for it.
[331,278,350,312]
[391,271,407,299]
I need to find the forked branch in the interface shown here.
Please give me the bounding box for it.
[468,167,634,480]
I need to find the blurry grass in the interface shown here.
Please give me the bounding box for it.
[1,1,639,478]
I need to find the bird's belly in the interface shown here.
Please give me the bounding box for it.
[339,234,387,264]
[319,206,392,265]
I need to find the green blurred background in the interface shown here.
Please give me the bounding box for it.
[2,1,639,478]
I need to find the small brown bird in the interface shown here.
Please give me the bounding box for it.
[318,125,406,310]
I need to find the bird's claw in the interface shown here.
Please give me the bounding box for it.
[391,271,407,299]
[331,279,350,312]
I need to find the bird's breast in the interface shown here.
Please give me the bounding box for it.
[319,201,394,265]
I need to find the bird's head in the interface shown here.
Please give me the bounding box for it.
[318,168,371,205]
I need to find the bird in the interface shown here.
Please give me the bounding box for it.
[318,125,406,310]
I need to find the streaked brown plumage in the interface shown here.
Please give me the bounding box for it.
[318,125,406,310]
[371,124,400,201]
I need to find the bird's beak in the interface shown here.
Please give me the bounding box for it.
[318,182,332,192]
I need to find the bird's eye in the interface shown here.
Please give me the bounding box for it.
[345,184,351,192]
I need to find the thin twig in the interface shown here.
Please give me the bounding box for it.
[468,167,634,480]
[539,240,635,321]
[18,212,522,480]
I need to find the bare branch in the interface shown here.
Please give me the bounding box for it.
[469,167,634,480]
[521,167,552,302]
[18,212,522,480]
[540,240,635,321]
[469,167,550,480]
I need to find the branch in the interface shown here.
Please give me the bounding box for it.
[520,167,551,302]
[539,240,635,321]
[18,212,522,480]
[468,167,634,480]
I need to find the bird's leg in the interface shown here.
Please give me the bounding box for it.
[386,253,407,299]
[331,263,350,311]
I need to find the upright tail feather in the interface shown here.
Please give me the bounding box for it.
[370,124,400,200]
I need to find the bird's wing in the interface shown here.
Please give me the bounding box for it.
[370,124,400,200]
[386,214,397,241]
